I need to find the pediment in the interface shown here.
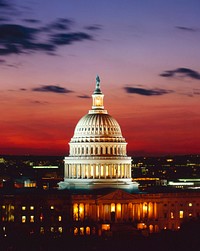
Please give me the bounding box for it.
[97,189,138,202]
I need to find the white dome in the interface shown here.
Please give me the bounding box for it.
[71,113,126,143]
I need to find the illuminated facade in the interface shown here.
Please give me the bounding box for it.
[59,76,138,190]
[1,189,200,237]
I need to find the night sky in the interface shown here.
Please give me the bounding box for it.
[0,0,200,156]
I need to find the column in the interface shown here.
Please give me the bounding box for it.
[65,164,69,178]
[98,164,101,179]
[69,164,72,178]
[154,202,157,219]
[76,165,78,178]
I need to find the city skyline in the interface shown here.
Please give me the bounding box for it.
[1,0,200,156]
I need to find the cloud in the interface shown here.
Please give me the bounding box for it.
[160,68,200,80]
[0,0,10,8]
[85,25,102,31]
[46,18,73,31]
[32,85,73,94]
[51,32,93,45]
[0,24,49,55]
[32,100,49,104]
[0,59,6,64]
[193,89,200,95]
[77,95,90,99]
[23,19,41,24]
[0,3,98,57]
[175,26,196,32]
[124,87,173,96]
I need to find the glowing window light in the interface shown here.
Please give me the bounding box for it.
[2,205,5,209]
[58,227,62,233]
[116,203,121,219]
[30,215,34,223]
[80,227,84,235]
[22,216,26,223]
[102,224,110,231]
[30,206,34,210]
[74,227,78,235]
[189,213,192,217]
[50,227,54,232]
[40,227,44,234]
[170,212,174,219]
[111,203,115,212]
[189,203,192,207]
[40,213,44,222]
[58,216,62,222]
[79,203,84,220]
[86,226,90,235]
[179,211,184,219]
[22,206,26,211]
[73,203,79,221]
[50,206,54,210]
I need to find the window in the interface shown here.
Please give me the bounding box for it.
[40,227,44,234]
[40,213,44,222]
[50,206,54,210]
[80,227,84,235]
[22,216,26,223]
[58,216,62,222]
[22,206,26,211]
[30,206,34,210]
[74,227,78,235]
[86,226,90,235]
[189,203,192,207]
[58,227,63,233]
[179,211,184,219]
[30,215,34,223]
[170,212,174,219]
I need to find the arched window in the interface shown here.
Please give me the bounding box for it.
[105,147,108,154]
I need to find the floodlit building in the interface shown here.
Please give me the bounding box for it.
[59,76,138,191]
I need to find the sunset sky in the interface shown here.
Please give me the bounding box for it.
[0,0,200,156]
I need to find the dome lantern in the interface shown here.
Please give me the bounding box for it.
[91,75,105,112]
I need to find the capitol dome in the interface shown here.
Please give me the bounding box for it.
[71,113,126,143]
[59,76,138,191]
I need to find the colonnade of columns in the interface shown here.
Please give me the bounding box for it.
[69,144,127,156]
[72,202,158,222]
[65,163,131,179]
[98,202,158,222]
